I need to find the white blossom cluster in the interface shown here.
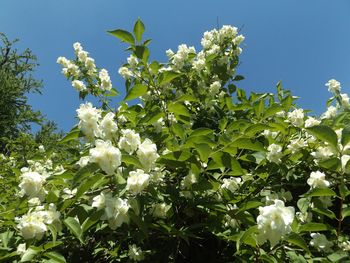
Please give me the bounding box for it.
[257,200,295,246]
[307,171,330,189]
[58,42,113,94]
[266,143,283,164]
[16,204,61,240]
[92,192,130,229]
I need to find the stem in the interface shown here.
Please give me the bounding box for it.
[337,197,344,236]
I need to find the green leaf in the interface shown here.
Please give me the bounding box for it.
[304,188,337,197]
[76,174,103,199]
[231,138,265,152]
[44,252,67,263]
[59,127,81,143]
[21,247,41,262]
[190,128,214,137]
[168,102,190,117]
[161,150,191,162]
[124,84,148,101]
[339,183,350,198]
[263,104,285,119]
[106,88,118,97]
[195,143,211,162]
[299,222,329,232]
[133,18,145,43]
[318,157,341,170]
[327,251,349,262]
[82,209,105,233]
[287,233,310,254]
[122,154,142,168]
[237,225,258,251]
[64,217,83,243]
[244,123,270,136]
[341,127,350,147]
[236,201,263,213]
[159,71,181,85]
[342,207,350,219]
[312,207,336,219]
[108,29,135,45]
[306,125,338,149]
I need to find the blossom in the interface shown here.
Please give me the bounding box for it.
[127,55,138,68]
[103,197,130,229]
[209,81,221,95]
[118,66,133,79]
[340,93,350,108]
[127,169,150,195]
[307,171,330,189]
[77,156,90,167]
[99,69,112,91]
[38,145,45,152]
[56,56,69,67]
[304,116,321,128]
[321,105,337,119]
[181,172,198,189]
[89,140,121,175]
[257,200,295,247]
[19,171,46,200]
[266,144,283,164]
[100,112,118,140]
[16,243,26,255]
[17,211,48,240]
[287,109,304,127]
[76,102,101,138]
[171,44,196,69]
[233,34,245,45]
[137,138,159,171]
[118,129,141,153]
[311,146,334,160]
[128,244,144,262]
[221,177,241,193]
[325,79,341,93]
[310,233,333,252]
[287,138,307,154]
[325,105,338,119]
[92,192,109,210]
[152,203,171,218]
[71,80,87,92]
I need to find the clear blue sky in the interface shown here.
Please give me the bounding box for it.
[1,0,350,132]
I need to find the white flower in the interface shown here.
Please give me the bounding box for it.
[77,156,90,167]
[99,69,112,91]
[321,105,337,119]
[19,171,46,199]
[72,80,87,92]
[219,25,238,42]
[257,200,295,247]
[73,42,83,53]
[137,138,159,171]
[16,243,26,255]
[341,93,350,108]
[166,49,174,58]
[92,192,108,210]
[118,66,133,79]
[127,169,150,195]
[307,171,330,189]
[38,145,45,153]
[209,81,221,95]
[341,155,350,172]
[310,233,333,252]
[17,211,47,240]
[89,140,121,175]
[100,112,118,140]
[287,109,304,127]
[221,177,241,193]
[118,129,141,153]
[233,34,245,45]
[287,138,307,154]
[304,117,321,128]
[127,55,139,68]
[262,130,279,139]
[266,144,283,164]
[76,102,101,139]
[325,79,341,93]
[152,203,171,218]
[311,146,334,160]
[128,244,144,262]
[56,56,69,67]
[181,172,198,189]
[103,197,130,229]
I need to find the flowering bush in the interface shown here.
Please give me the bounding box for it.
[1,19,350,262]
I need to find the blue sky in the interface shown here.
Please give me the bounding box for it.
[1,0,350,132]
